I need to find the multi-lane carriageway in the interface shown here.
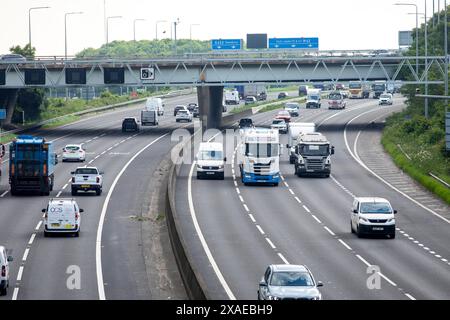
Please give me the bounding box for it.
[1,92,449,300]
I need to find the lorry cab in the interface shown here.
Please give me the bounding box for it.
[293,133,334,178]
[306,89,321,109]
[196,142,226,180]
[43,199,84,237]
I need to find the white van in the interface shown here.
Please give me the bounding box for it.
[145,97,164,116]
[196,142,227,180]
[43,199,84,237]
[0,246,13,296]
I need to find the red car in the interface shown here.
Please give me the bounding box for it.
[276,110,291,123]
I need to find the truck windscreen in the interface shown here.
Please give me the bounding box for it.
[300,144,329,156]
[199,151,223,160]
[349,84,361,89]
[246,143,279,158]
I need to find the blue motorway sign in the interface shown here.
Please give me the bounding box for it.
[211,39,242,50]
[268,37,319,50]
[0,109,6,120]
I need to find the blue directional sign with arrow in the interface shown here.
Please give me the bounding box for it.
[211,39,243,50]
[268,37,319,50]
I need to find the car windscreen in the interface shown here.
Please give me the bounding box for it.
[270,272,314,287]
[380,95,391,99]
[178,111,188,115]
[285,104,299,109]
[360,202,392,214]
[278,112,290,117]
[75,168,98,175]
[240,119,253,127]
[329,93,342,100]
[123,119,136,123]
[272,120,284,125]
[349,83,361,89]
[198,150,223,160]
[65,146,80,151]
[308,95,320,100]
[245,143,279,158]
[300,144,329,156]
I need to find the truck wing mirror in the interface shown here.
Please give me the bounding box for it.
[331,146,335,155]
[286,144,290,149]
[394,210,398,214]
[99,171,104,175]
[79,209,84,213]
[70,171,75,175]
[224,157,227,162]
[7,255,13,262]
[353,209,358,214]
[42,209,46,213]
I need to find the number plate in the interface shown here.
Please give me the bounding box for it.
[373,227,384,231]
[81,185,90,188]
[206,172,215,175]
[51,223,60,227]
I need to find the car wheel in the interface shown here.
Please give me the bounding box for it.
[71,189,77,196]
[74,231,80,237]
[44,231,49,238]
[351,221,355,233]
[357,226,363,238]
[273,183,279,187]
[197,173,202,180]
[0,287,7,296]
[389,233,396,239]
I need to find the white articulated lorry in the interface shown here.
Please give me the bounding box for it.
[287,123,316,164]
[239,128,282,186]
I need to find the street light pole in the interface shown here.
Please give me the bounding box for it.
[133,18,145,41]
[444,0,448,113]
[425,0,429,118]
[65,12,83,60]
[173,18,180,55]
[106,16,122,44]
[394,3,419,75]
[28,6,50,54]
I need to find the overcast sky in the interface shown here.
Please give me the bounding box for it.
[0,0,442,56]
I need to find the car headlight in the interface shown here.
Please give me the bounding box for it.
[197,165,203,169]
[298,156,305,164]
[387,218,395,223]
[267,295,280,301]
[359,217,369,223]
[218,165,224,169]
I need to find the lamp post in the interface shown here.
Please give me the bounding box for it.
[173,18,180,55]
[155,20,167,40]
[425,0,429,118]
[106,16,122,44]
[394,3,419,75]
[133,18,145,41]
[65,12,83,60]
[444,0,448,114]
[28,6,50,54]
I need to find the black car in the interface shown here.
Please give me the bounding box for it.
[239,118,254,129]
[278,92,289,99]
[122,118,139,132]
[222,104,227,113]
[174,105,187,116]
[187,103,198,112]
[193,106,199,118]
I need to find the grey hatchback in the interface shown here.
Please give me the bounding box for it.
[258,264,323,300]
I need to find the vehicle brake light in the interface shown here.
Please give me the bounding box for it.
[11,164,15,175]
[75,212,79,221]
[1,266,5,277]
[43,164,47,175]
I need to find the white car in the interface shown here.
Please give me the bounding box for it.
[351,197,397,239]
[71,167,103,196]
[196,142,226,180]
[175,110,193,122]
[43,199,84,237]
[271,119,288,134]
[0,246,13,296]
[379,93,393,105]
[62,144,86,162]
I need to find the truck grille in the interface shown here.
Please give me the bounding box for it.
[306,159,324,170]
[253,163,271,176]
[368,219,388,223]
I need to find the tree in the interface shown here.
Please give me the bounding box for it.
[9,44,36,58]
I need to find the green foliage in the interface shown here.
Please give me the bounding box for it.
[9,44,36,58]
[16,89,46,121]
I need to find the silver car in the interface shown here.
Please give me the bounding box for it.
[258,264,323,300]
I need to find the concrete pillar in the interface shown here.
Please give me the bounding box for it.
[0,89,19,125]
[197,86,223,131]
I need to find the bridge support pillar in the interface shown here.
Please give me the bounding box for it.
[197,86,223,131]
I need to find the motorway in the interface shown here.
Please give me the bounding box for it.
[0,91,286,300]
[174,97,450,300]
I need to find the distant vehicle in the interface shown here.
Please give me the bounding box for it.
[379,93,393,105]
[193,105,199,118]
[278,92,289,99]
[122,117,140,132]
[43,199,84,237]
[285,102,300,117]
[245,96,257,105]
[293,132,334,178]
[239,128,281,186]
[298,85,309,96]
[245,85,267,101]
[71,167,103,196]
[328,91,346,110]
[306,89,321,109]
[0,144,5,183]
[175,110,193,122]
[276,110,292,123]
[271,119,288,134]
[287,123,316,164]
[0,246,13,296]
[351,197,397,239]
[62,144,86,162]
[239,118,254,129]
[222,104,228,113]
[340,90,349,99]
[174,105,188,116]
[258,264,323,300]
[187,103,198,112]
[323,83,335,91]
[9,135,58,196]
[348,82,370,99]
[335,83,345,90]
[0,53,26,62]
[196,142,226,180]
[145,97,164,116]
[386,82,395,94]
[224,90,240,105]
[372,81,386,99]
[313,83,324,91]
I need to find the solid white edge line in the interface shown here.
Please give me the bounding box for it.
[22,248,30,262]
[405,293,416,300]
[278,253,290,265]
[11,288,19,300]
[265,238,276,249]
[28,234,36,245]
[338,239,352,251]
[188,160,236,300]
[96,133,168,301]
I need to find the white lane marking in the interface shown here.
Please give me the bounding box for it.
[356,255,397,287]
[278,253,290,265]
[236,188,240,195]
[324,226,336,236]
[85,139,92,143]
[234,181,238,187]
[249,214,256,223]
[96,133,168,301]
[28,234,36,245]
[35,221,42,230]
[12,288,19,300]
[62,184,68,190]
[302,205,311,213]
[284,182,289,188]
[345,109,450,225]
[22,248,30,262]
[239,195,244,203]
[288,189,295,195]
[405,293,416,300]
[256,225,265,235]
[338,239,353,251]
[243,204,250,212]
[311,215,322,224]
[56,191,62,198]
[294,196,302,204]
[0,190,9,197]
[266,238,276,249]
[16,266,24,281]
